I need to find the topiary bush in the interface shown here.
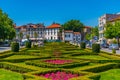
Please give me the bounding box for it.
[112,49,116,54]
[11,42,19,52]
[80,42,86,49]
[25,41,31,48]
[92,44,100,53]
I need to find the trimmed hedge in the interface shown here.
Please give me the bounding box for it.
[11,42,19,52]
[25,59,90,68]
[99,53,120,60]
[80,42,86,49]
[0,62,34,73]
[82,63,118,73]
[92,44,100,53]
[0,57,51,63]
[0,52,14,58]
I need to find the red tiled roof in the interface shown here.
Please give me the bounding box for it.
[32,25,38,28]
[46,24,61,29]
[64,30,73,33]
[74,32,80,34]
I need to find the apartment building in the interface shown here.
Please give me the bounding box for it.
[45,23,61,41]
[98,14,120,41]
[15,23,45,41]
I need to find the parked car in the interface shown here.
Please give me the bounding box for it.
[100,44,109,48]
[109,44,119,50]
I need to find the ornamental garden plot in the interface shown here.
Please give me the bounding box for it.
[1,42,120,80]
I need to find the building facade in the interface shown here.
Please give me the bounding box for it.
[98,14,120,41]
[62,30,74,42]
[45,23,61,41]
[15,23,45,41]
[62,30,81,44]
[73,32,81,44]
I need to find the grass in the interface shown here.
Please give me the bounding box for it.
[4,55,39,59]
[0,69,23,80]
[100,69,120,80]
[74,55,109,60]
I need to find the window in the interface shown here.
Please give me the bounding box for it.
[65,34,71,38]
[54,32,56,35]
[69,34,70,37]
[51,37,53,40]
[65,35,67,37]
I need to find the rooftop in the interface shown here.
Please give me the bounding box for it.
[74,32,81,34]
[46,23,61,29]
[64,30,73,33]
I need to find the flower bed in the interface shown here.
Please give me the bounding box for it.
[44,59,73,65]
[36,71,82,80]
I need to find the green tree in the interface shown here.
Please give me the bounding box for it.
[0,9,15,41]
[91,26,99,37]
[62,19,84,32]
[85,26,98,41]
[104,21,120,44]
[85,34,91,40]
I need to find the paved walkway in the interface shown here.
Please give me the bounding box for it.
[101,48,120,54]
[0,47,11,53]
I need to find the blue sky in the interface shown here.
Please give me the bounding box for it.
[0,0,120,27]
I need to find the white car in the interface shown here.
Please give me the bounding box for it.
[109,44,119,50]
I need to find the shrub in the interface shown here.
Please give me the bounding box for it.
[80,42,86,49]
[25,41,31,48]
[112,38,117,44]
[11,42,19,52]
[112,49,116,54]
[44,40,47,43]
[92,44,100,53]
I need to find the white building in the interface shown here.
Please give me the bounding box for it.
[73,32,81,44]
[62,30,81,44]
[15,23,45,41]
[45,23,61,41]
[98,14,120,41]
[62,30,74,43]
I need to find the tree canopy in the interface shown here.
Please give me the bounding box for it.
[0,9,16,40]
[91,26,99,37]
[85,26,99,40]
[104,21,120,39]
[62,19,84,32]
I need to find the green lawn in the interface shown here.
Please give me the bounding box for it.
[100,69,120,80]
[74,55,109,60]
[0,69,23,80]
[4,55,39,59]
